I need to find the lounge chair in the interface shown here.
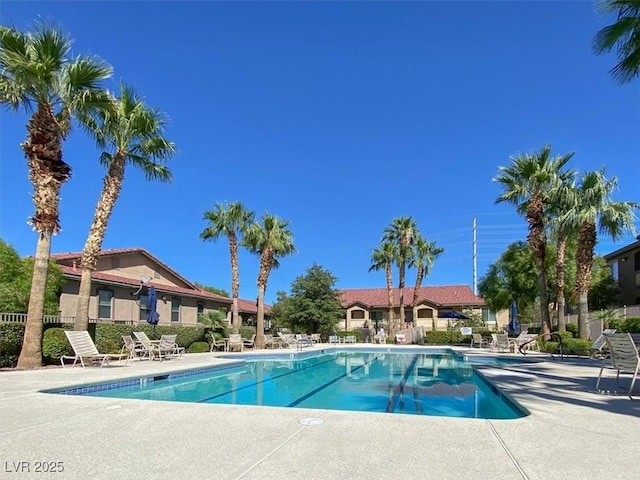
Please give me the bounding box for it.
[242,334,256,349]
[490,334,510,353]
[344,335,356,344]
[61,330,127,368]
[471,334,488,348]
[589,328,617,357]
[210,336,225,352]
[596,333,639,399]
[263,334,281,349]
[329,335,340,344]
[157,334,184,360]
[133,331,159,361]
[310,333,321,344]
[121,335,146,361]
[227,334,243,352]
[277,332,296,348]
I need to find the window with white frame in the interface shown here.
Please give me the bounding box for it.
[97,288,113,319]
[171,298,181,322]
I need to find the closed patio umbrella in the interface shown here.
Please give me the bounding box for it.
[147,286,159,328]
[508,300,519,335]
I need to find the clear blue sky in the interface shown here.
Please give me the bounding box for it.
[1,1,638,305]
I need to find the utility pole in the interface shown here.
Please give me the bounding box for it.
[472,216,477,295]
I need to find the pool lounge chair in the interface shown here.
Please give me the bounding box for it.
[589,329,617,358]
[490,334,510,353]
[596,333,639,399]
[157,334,184,360]
[210,336,225,352]
[227,334,243,352]
[243,334,256,349]
[121,335,146,361]
[62,330,127,368]
[133,331,160,361]
[471,334,488,348]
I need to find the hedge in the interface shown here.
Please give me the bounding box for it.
[610,317,640,333]
[188,341,210,353]
[424,331,463,345]
[0,323,207,368]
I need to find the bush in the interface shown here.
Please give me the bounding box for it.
[610,317,640,333]
[0,323,24,368]
[541,338,592,356]
[565,323,579,337]
[42,327,73,364]
[424,331,463,345]
[94,324,206,353]
[188,341,210,353]
[551,330,573,342]
[239,326,256,339]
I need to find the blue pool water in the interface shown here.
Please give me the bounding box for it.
[48,351,527,419]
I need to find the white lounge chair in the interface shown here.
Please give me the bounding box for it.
[242,334,256,349]
[596,333,639,399]
[471,334,488,348]
[589,328,617,357]
[133,331,159,361]
[490,334,510,353]
[61,331,127,368]
[210,336,226,352]
[227,334,243,352]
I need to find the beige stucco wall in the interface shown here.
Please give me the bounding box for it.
[94,252,192,288]
[58,279,228,326]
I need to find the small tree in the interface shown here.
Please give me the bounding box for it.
[276,263,344,336]
[198,310,228,343]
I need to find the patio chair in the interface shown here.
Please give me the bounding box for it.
[490,334,510,353]
[329,335,340,344]
[133,331,159,361]
[471,334,488,348]
[157,334,184,360]
[264,334,281,349]
[210,336,226,352]
[227,334,243,352]
[121,335,146,361]
[344,335,357,344]
[310,333,321,344]
[589,329,617,358]
[278,332,296,348]
[242,334,256,349]
[61,330,127,368]
[596,333,639,399]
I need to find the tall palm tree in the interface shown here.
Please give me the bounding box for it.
[593,0,640,84]
[383,216,419,328]
[201,201,254,334]
[0,24,111,368]
[410,235,444,326]
[494,146,574,337]
[74,84,174,330]
[560,170,638,339]
[547,173,577,332]
[242,214,295,349]
[369,241,397,338]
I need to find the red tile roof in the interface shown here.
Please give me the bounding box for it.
[58,265,231,303]
[340,286,484,308]
[237,298,272,315]
[51,247,197,290]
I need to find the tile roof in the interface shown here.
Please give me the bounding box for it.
[51,247,196,289]
[340,285,484,308]
[237,298,272,315]
[59,265,231,303]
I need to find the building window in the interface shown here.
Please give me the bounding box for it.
[197,302,205,319]
[139,294,149,321]
[171,298,181,322]
[610,262,619,281]
[417,309,433,319]
[635,252,640,271]
[350,309,365,320]
[482,308,496,323]
[97,289,113,319]
[370,311,383,321]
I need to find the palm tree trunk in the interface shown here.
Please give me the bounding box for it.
[230,234,240,334]
[555,236,567,332]
[386,264,394,339]
[526,200,551,336]
[75,154,125,330]
[18,105,68,369]
[16,231,51,369]
[256,283,266,349]
[398,263,406,328]
[575,222,596,340]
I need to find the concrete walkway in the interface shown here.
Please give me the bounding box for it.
[1,346,638,480]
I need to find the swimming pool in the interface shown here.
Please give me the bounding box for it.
[47,350,528,419]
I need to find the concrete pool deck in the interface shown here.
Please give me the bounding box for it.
[1,345,638,480]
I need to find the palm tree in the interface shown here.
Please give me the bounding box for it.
[1,24,111,368]
[547,172,577,332]
[74,84,174,330]
[242,214,295,349]
[369,241,397,338]
[494,146,574,337]
[593,0,640,84]
[383,216,419,328]
[410,235,444,329]
[560,170,638,339]
[201,201,254,334]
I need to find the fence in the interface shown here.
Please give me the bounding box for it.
[0,313,139,326]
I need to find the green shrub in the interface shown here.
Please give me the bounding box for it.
[239,326,256,339]
[188,341,210,353]
[528,327,542,335]
[94,324,206,353]
[610,317,640,333]
[42,327,73,364]
[541,338,592,356]
[565,323,579,337]
[0,323,24,368]
[551,330,573,342]
[424,331,463,345]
